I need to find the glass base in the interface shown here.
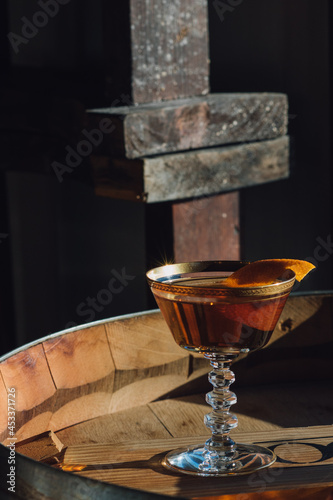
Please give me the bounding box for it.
[162,443,276,477]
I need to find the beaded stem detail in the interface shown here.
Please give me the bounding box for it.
[200,353,239,472]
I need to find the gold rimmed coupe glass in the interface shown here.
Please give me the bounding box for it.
[146,261,295,476]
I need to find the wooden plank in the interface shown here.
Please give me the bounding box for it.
[16,430,65,464]
[42,325,115,390]
[149,381,333,439]
[0,344,56,443]
[53,378,333,450]
[0,312,202,444]
[172,191,240,262]
[0,373,8,436]
[11,379,332,495]
[42,325,116,432]
[129,0,209,103]
[88,93,288,159]
[104,313,193,412]
[149,395,208,438]
[7,448,166,500]
[104,312,186,370]
[143,136,289,202]
[56,406,171,447]
[93,137,289,203]
[0,344,56,411]
[60,425,333,498]
[1,378,121,445]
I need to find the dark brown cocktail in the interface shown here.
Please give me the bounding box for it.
[153,275,290,353]
[147,261,297,476]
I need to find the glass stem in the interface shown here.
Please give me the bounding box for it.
[201,353,239,468]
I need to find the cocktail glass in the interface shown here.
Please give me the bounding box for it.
[146,261,295,476]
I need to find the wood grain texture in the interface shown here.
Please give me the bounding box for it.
[1,295,332,444]
[149,394,208,438]
[0,344,56,412]
[56,405,171,446]
[88,93,288,159]
[129,0,209,103]
[43,325,116,435]
[0,374,8,435]
[0,295,332,498]
[0,344,57,444]
[61,425,333,498]
[16,431,65,464]
[53,380,333,450]
[14,380,332,498]
[43,325,115,390]
[92,137,289,204]
[144,136,289,202]
[104,311,185,370]
[149,381,333,439]
[172,191,240,261]
[104,313,194,413]
[0,311,201,442]
[54,380,333,450]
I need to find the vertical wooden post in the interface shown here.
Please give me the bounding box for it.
[172,192,240,262]
[103,0,210,105]
[130,0,240,261]
[101,0,247,263]
[129,0,210,103]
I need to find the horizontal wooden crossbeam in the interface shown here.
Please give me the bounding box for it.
[88,93,288,159]
[91,136,289,203]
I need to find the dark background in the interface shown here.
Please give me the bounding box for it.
[0,0,332,355]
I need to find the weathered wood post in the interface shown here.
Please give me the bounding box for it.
[89,0,289,262]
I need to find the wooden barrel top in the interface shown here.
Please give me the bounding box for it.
[1,293,333,499]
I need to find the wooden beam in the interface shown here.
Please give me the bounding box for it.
[144,136,289,202]
[16,431,65,464]
[131,0,209,103]
[61,426,333,497]
[102,0,209,104]
[88,93,288,159]
[172,191,240,262]
[91,136,289,203]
